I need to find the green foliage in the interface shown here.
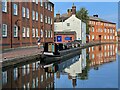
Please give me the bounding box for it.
[76,7,89,34]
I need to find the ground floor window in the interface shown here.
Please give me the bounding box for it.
[2,24,7,37]
[14,25,18,37]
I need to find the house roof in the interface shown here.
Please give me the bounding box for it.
[89,16,116,24]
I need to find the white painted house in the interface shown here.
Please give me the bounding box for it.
[54,5,86,44]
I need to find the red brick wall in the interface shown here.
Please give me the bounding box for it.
[2,1,54,49]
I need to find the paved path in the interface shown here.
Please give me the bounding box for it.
[1,46,43,62]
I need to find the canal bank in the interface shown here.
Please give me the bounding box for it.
[1,42,117,68]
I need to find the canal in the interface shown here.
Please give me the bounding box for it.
[2,44,118,89]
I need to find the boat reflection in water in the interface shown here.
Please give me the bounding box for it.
[2,44,117,89]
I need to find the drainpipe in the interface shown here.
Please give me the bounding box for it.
[11,2,12,48]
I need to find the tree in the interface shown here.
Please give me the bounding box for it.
[76,7,89,34]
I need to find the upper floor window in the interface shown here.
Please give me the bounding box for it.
[32,11,35,20]
[45,16,47,23]
[13,25,18,37]
[36,12,38,21]
[48,30,50,38]
[92,27,94,32]
[40,0,43,6]
[22,27,26,37]
[67,23,70,26]
[26,8,29,19]
[45,30,47,38]
[50,30,53,38]
[32,0,35,2]
[48,4,50,11]
[2,0,7,12]
[22,7,25,17]
[45,2,47,9]
[51,5,52,11]
[2,24,7,37]
[51,18,52,24]
[36,0,38,4]
[48,17,50,24]
[40,14,43,22]
[13,4,18,15]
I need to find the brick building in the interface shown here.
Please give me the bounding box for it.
[2,60,54,88]
[88,15,117,43]
[2,0,54,49]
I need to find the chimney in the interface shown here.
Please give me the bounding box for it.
[56,13,60,19]
[72,3,76,15]
[67,9,72,17]
[93,15,98,17]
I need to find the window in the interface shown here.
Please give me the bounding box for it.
[13,4,18,15]
[32,79,35,88]
[92,27,94,32]
[40,0,43,6]
[45,30,47,38]
[32,28,35,37]
[48,30,50,38]
[36,0,38,4]
[2,0,7,12]
[26,28,30,37]
[36,28,38,37]
[92,54,94,59]
[32,0,35,2]
[41,29,43,38]
[27,64,30,74]
[104,28,106,33]
[41,75,43,82]
[2,24,7,37]
[45,16,47,23]
[32,63,35,71]
[45,2,47,9]
[50,30,52,38]
[104,35,106,40]
[2,71,7,84]
[22,65,26,76]
[26,8,29,18]
[48,4,50,10]
[14,25,18,37]
[27,83,30,88]
[67,23,70,26]
[51,18,52,24]
[32,11,35,20]
[92,35,94,40]
[36,77,38,87]
[36,12,38,21]
[13,68,18,80]
[40,14,43,22]
[22,27,26,37]
[51,5,52,11]
[48,17,50,24]
[22,7,25,17]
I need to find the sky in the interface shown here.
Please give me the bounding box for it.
[53,2,119,29]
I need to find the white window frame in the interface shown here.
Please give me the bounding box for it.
[22,27,26,37]
[36,0,38,4]
[40,14,43,22]
[14,25,18,37]
[36,12,38,21]
[45,2,47,9]
[13,4,18,15]
[36,28,38,37]
[48,17,50,24]
[48,3,50,10]
[2,0,7,12]
[51,5,52,11]
[32,0,35,2]
[32,11,35,20]
[26,8,29,19]
[50,30,52,38]
[26,28,30,37]
[2,24,7,37]
[48,30,50,38]
[51,18,52,24]
[22,7,25,17]
[32,28,35,37]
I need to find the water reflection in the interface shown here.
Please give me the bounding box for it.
[2,44,117,89]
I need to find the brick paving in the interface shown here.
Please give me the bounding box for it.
[1,46,43,62]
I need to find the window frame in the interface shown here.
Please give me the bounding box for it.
[2,24,7,37]
[2,0,7,12]
[13,4,18,15]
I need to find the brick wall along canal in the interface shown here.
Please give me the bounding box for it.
[2,44,118,89]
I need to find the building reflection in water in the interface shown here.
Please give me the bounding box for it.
[88,44,117,68]
[2,60,54,89]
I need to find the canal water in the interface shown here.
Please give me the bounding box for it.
[2,44,119,89]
